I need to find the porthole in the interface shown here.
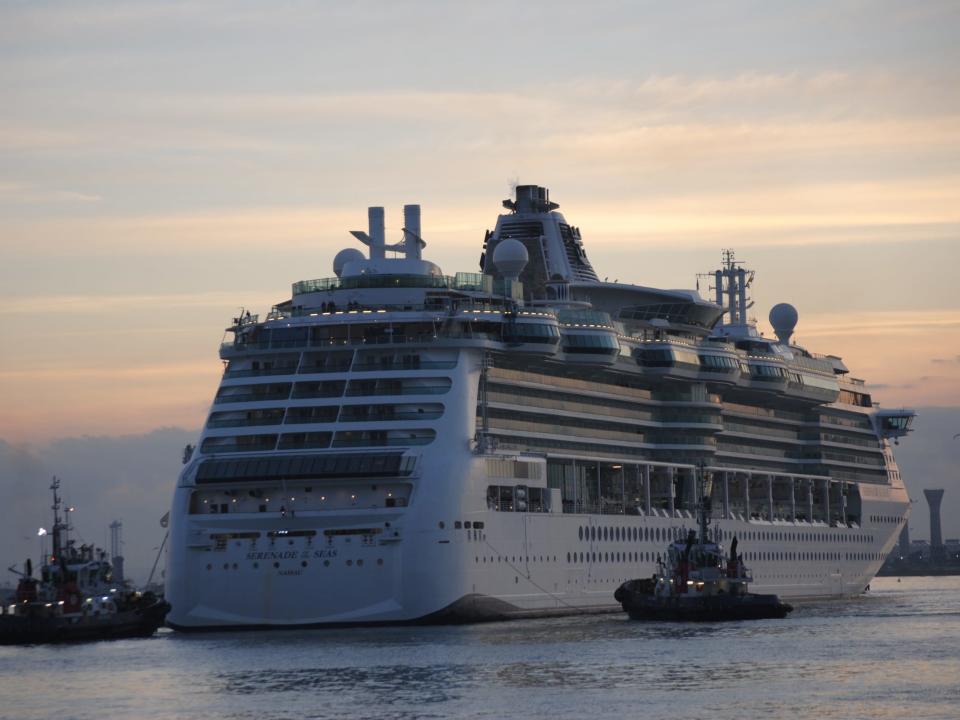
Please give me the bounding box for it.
[579,526,584,541]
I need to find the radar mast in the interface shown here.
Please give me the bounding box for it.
[699,249,755,334]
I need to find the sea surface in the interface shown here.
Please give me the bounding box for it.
[1,576,958,720]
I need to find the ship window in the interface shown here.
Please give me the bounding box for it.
[578,526,584,541]
[562,333,619,354]
[201,434,278,454]
[699,354,740,371]
[292,380,346,399]
[278,432,333,450]
[636,349,675,368]
[285,406,340,424]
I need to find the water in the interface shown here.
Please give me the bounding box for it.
[2,577,958,720]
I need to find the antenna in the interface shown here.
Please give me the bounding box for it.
[109,520,123,560]
[701,249,755,330]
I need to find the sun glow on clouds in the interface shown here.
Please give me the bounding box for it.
[2,1,959,441]
[763,310,960,408]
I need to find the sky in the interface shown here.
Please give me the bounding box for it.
[1,1,959,577]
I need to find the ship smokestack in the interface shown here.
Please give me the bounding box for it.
[368,206,385,260]
[403,204,422,260]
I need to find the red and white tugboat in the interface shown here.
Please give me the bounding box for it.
[615,468,792,622]
[0,478,170,645]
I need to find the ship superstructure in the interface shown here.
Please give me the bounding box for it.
[165,185,914,629]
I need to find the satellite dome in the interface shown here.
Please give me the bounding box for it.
[492,238,528,280]
[769,303,799,344]
[333,248,365,278]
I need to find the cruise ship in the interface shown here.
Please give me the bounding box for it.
[165,185,914,629]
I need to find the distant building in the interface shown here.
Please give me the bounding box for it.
[946,539,960,563]
[909,540,931,561]
[898,524,911,559]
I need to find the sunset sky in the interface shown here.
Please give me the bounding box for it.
[3,0,958,442]
[1,2,959,573]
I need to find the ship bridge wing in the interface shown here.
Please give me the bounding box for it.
[570,281,722,335]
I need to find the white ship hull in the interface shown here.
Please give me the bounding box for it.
[166,398,910,629]
[166,485,908,629]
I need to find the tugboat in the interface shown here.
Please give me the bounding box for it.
[615,467,793,622]
[0,478,170,645]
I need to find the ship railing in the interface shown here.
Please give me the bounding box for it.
[351,360,458,371]
[222,330,509,355]
[332,437,434,448]
[224,367,299,378]
[213,393,291,405]
[291,273,494,296]
[206,418,284,428]
[201,441,279,454]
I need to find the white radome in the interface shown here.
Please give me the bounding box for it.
[492,238,528,279]
[333,248,365,278]
[769,302,799,342]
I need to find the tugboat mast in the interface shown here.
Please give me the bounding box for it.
[49,476,69,562]
[697,462,712,547]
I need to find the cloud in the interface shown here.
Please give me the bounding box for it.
[0,181,101,204]
[0,361,216,383]
[796,310,960,338]
[0,428,197,587]
[1,290,278,315]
